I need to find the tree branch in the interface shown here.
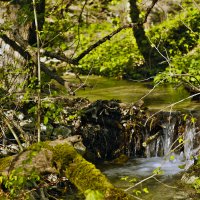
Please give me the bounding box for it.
[43,0,158,65]
[43,23,138,64]
[1,34,30,60]
[1,31,76,94]
[43,50,78,65]
[142,0,160,24]
[74,23,137,62]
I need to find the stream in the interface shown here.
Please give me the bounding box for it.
[99,156,187,200]
[67,75,200,111]
[65,75,199,199]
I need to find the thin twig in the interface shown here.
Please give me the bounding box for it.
[32,0,41,142]
[138,79,166,101]
[153,177,177,189]
[144,92,200,126]
[3,118,23,151]
[124,174,156,192]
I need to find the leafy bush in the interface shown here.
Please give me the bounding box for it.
[148,7,200,57]
[154,44,200,87]
[78,7,200,79]
[78,23,144,77]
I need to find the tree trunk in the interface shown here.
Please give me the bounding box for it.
[0,138,134,199]
[129,0,163,70]
[0,0,45,92]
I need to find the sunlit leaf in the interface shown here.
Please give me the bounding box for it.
[170,155,175,161]
[178,136,183,143]
[178,164,186,169]
[129,178,137,183]
[120,176,129,181]
[153,167,164,175]
[143,187,149,194]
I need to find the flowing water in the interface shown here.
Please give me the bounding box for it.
[100,156,185,200]
[65,75,199,199]
[66,75,200,111]
[98,122,199,200]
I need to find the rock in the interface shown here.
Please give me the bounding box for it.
[73,141,86,155]
[173,191,191,199]
[181,173,198,184]
[20,118,35,129]
[111,154,129,164]
[53,125,72,138]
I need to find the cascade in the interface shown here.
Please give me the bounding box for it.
[162,120,176,156]
[184,121,200,169]
[145,118,177,157]
[145,114,200,169]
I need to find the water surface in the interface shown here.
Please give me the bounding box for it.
[66,75,200,111]
[100,156,187,200]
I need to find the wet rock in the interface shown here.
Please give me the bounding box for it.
[20,118,35,129]
[53,125,72,139]
[111,154,129,164]
[181,173,198,184]
[73,141,86,155]
[173,191,191,199]
[0,144,20,156]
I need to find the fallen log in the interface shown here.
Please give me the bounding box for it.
[0,138,134,199]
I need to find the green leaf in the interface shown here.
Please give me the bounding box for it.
[129,178,137,183]
[153,167,164,175]
[120,176,129,181]
[133,189,141,196]
[191,117,196,124]
[85,189,104,200]
[183,114,188,121]
[170,155,175,161]
[0,176,3,184]
[143,187,149,194]
[44,116,49,125]
[178,136,183,143]
[178,164,186,169]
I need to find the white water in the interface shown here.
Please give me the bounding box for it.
[100,156,185,200]
[100,119,199,199]
[102,156,185,179]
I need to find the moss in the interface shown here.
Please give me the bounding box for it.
[52,143,78,172]
[0,142,134,199]
[0,156,14,173]
[105,188,134,200]
[112,154,129,165]
[65,154,134,199]
[187,163,200,177]
[27,141,52,152]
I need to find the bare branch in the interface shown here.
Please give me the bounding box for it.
[142,0,160,24]
[65,0,75,12]
[39,1,158,65]
[9,30,77,94]
[144,92,200,126]
[74,23,137,62]
[43,50,78,64]
[42,23,138,64]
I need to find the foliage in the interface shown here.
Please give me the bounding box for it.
[1,168,40,198]
[26,97,64,125]
[148,7,200,57]
[73,4,200,80]
[193,178,200,193]
[78,23,144,78]
[85,189,104,200]
[154,44,200,87]
[151,6,200,88]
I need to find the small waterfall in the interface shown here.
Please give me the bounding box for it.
[162,120,176,156]
[145,118,177,157]
[155,137,161,157]
[145,113,200,170]
[183,121,200,169]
